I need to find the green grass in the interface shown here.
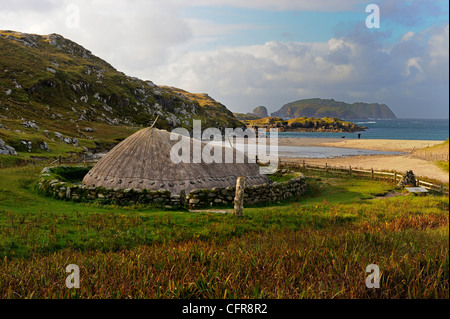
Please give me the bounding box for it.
[435,161,449,173]
[0,163,448,298]
[49,166,92,183]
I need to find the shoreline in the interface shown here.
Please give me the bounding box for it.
[276,137,448,183]
[277,137,444,153]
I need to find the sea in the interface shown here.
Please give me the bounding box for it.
[273,119,449,141]
[251,118,449,158]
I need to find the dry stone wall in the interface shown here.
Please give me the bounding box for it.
[38,166,306,209]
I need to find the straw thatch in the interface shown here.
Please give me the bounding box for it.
[82,127,269,194]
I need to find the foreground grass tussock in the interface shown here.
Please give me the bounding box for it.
[0,164,448,298]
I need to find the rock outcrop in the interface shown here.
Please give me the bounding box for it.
[398,170,417,188]
[245,117,366,133]
[0,138,18,156]
[252,106,269,118]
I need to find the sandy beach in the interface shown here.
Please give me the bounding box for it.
[278,138,449,183]
[278,138,443,153]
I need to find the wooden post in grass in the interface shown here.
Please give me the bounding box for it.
[349,165,352,175]
[371,168,374,180]
[325,163,328,172]
[440,184,443,194]
[58,155,62,165]
[394,170,397,184]
[303,160,306,170]
[234,177,245,217]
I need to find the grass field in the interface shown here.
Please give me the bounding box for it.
[436,161,449,173]
[0,164,448,298]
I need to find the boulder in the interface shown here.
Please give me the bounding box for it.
[40,141,51,152]
[21,140,32,152]
[0,138,18,156]
[398,170,417,188]
[22,121,40,130]
[54,132,64,140]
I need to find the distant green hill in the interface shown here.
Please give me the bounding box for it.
[271,98,397,120]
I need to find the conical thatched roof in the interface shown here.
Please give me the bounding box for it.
[82,127,269,194]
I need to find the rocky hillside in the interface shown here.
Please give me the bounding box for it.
[160,87,243,130]
[245,117,366,133]
[272,98,397,120]
[0,30,243,158]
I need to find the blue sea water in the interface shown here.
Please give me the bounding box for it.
[272,119,449,141]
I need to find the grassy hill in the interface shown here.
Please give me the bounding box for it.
[0,30,243,160]
[412,139,449,173]
[272,98,397,120]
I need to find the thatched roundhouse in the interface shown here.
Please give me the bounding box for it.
[82,127,270,194]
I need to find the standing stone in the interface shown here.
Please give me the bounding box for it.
[234,176,245,217]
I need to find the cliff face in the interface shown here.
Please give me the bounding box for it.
[271,98,397,120]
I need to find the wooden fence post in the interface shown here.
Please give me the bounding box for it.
[371,168,374,180]
[58,155,62,165]
[349,165,352,175]
[303,160,306,170]
[394,170,397,184]
[234,177,245,218]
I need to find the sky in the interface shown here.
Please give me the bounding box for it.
[0,0,448,119]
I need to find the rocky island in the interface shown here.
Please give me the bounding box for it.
[244,116,367,133]
[271,98,397,120]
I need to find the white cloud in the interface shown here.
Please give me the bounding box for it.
[0,0,193,76]
[0,0,448,118]
[404,58,423,77]
[152,24,449,118]
[401,31,415,41]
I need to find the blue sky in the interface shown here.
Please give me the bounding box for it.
[0,0,449,118]
[180,2,448,48]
